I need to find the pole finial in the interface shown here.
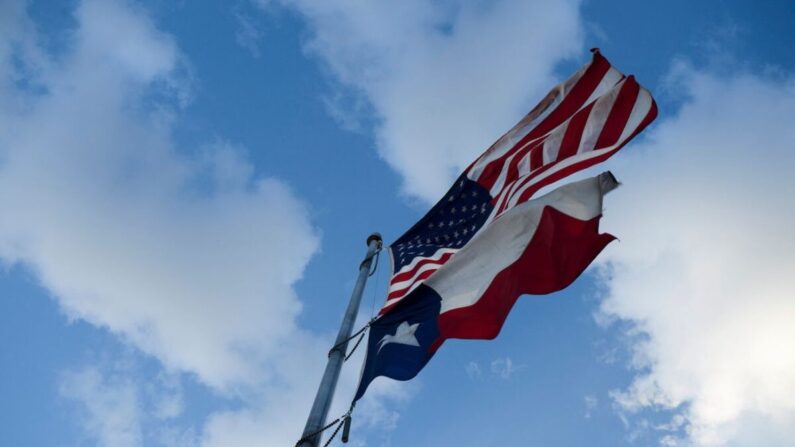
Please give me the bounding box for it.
[366,232,382,246]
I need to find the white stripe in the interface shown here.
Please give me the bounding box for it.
[583,67,623,106]
[617,87,653,143]
[504,145,609,212]
[468,105,554,182]
[389,259,448,292]
[391,247,457,278]
[517,151,531,178]
[383,278,429,309]
[577,81,623,154]
[467,59,595,181]
[501,85,648,212]
[485,69,624,200]
[381,248,458,311]
[542,121,568,164]
[490,184,513,223]
[502,173,528,211]
[487,150,520,197]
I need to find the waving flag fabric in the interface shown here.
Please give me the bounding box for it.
[382,49,656,315]
[354,50,656,401]
[355,172,619,400]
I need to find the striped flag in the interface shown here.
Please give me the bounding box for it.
[382,49,656,314]
[354,50,656,401]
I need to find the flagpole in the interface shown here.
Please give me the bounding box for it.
[297,232,383,447]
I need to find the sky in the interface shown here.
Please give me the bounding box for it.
[0,0,793,446]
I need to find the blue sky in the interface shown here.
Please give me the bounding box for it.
[1,1,794,446]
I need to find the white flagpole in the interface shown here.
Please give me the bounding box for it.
[297,233,382,447]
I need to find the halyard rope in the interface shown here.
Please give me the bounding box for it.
[294,409,351,447]
[327,316,379,360]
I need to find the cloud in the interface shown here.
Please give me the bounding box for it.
[234,4,264,58]
[0,0,319,393]
[465,361,483,380]
[490,356,525,380]
[60,359,203,447]
[262,0,585,203]
[60,366,142,447]
[596,61,795,446]
[584,395,598,419]
[147,373,184,421]
[0,1,411,445]
[200,326,412,446]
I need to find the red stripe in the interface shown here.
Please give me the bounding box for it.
[431,207,615,350]
[556,101,595,162]
[511,90,657,206]
[595,76,640,148]
[387,267,441,300]
[390,252,454,284]
[475,51,612,190]
[492,99,596,214]
[514,51,611,150]
[529,143,544,171]
[492,152,561,213]
[498,137,545,195]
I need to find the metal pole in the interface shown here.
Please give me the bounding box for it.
[298,232,382,447]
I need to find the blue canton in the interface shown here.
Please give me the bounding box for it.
[391,174,494,272]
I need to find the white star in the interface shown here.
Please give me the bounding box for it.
[378,321,420,352]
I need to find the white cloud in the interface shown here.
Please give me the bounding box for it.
[262,0,585,203]
[0,0,318,393]
[234,5,264,59]
[147,372,184,421]
[0,1,411,445]
[490,356,524,380]
[596,62,795,446]
[60,366,142,447]
[584,395,598,419]
[60,360,203,447]
[200,326,412,446]
[465,361,483,380]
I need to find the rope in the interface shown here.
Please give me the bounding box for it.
[367,247,380,277]
[296,243,382,446]
[294,411,346,447]
[327,316,379,359]
[344,329,368,361]
[369,245,382,317]
[321,416,345,447]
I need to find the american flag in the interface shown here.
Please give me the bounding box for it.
[382,49,657,314]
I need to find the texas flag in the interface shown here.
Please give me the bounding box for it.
[355,172,619,400]
[354,50,656,401]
